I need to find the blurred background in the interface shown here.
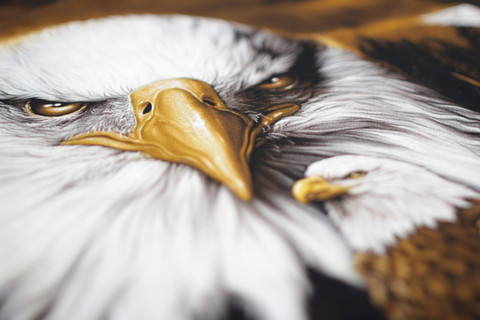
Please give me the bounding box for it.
[0,0,475,43]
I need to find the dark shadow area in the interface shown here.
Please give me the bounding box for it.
[306,268,386,320]
[359,27,480,114]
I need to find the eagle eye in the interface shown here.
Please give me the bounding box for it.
[258,74,298,91]
[348,171,367,180]
[26,100,87,117]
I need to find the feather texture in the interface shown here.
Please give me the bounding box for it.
[0,14,480,320]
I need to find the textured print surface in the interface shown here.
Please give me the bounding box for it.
[0,12,479,320]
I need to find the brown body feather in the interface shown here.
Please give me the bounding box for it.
[356,200,480,320]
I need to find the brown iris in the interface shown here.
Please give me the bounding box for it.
[258,75,298,91]
[26,100,86,117]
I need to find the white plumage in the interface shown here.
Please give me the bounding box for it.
[0,14,480,320]
[301,155,480,253]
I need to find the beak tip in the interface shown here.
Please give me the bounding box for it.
[239,192,253,202]
[292,179,311,204]
[231,180,253,202]
[292,175,351,203]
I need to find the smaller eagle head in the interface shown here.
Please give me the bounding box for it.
[293,155,480,253]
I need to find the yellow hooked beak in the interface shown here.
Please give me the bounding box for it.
[292,176,352,204]
[62,79,299,201]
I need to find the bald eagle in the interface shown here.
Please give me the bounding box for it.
[0,14,480,320]
[293,155,480,253]
[293,155,480,319]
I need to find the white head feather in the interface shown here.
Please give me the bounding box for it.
[305,155,480,254]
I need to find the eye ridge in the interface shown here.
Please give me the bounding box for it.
[26,99,87,117]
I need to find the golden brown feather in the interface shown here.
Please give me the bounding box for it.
[356,200,480,320]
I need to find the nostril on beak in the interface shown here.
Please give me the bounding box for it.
[202,98,216,107]
[142,102,153,114]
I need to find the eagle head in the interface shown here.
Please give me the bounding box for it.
[0,15,360,320]
[1,13,480,320]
